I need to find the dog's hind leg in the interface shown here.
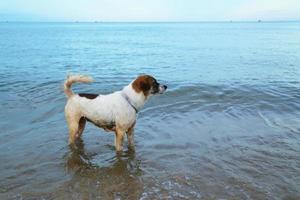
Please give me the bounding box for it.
[65,106,81,145]
[77,117,86,138]
[67,119,80,145]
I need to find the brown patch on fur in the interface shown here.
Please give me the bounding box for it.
[78,93,99,99]
[132,75,154,96]
[85,117,116,132]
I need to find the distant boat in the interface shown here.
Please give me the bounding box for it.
[258,20,262,23]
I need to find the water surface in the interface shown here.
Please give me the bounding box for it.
[0,22,300,199]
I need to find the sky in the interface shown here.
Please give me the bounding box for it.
[0,0,300,22]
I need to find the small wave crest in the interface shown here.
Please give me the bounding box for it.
[143,83,300,116]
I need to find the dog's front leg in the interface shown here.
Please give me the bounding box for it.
[115,127,125,152]
[126,125,135,148]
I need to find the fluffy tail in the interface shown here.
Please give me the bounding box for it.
[64,74,94,98]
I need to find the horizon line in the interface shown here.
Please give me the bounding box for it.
[1,19,300,23]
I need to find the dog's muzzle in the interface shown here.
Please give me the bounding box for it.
[158,85,167,94]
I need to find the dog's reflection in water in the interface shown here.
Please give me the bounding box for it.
[64,139,144,199]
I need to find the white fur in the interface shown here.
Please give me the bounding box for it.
[64,74,166,151]
[68,83,143,130]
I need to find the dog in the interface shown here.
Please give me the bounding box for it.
[64,74,167,151]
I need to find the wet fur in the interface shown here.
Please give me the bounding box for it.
[64,74,166,151]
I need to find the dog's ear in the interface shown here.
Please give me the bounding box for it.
[132,75,152,96]
[140,80,151,92]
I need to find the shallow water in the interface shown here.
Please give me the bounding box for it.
[0,22,300,199]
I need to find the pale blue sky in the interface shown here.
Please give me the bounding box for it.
[1,0,300,22]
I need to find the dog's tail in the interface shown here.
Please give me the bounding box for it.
[64,74,94,98]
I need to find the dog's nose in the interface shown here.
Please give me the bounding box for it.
[163,85,167,90]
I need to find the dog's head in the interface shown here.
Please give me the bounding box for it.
[132,75,167,97]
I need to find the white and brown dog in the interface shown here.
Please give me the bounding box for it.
[64,74,167,151]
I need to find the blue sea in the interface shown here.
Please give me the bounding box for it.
[0,22,300,199]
